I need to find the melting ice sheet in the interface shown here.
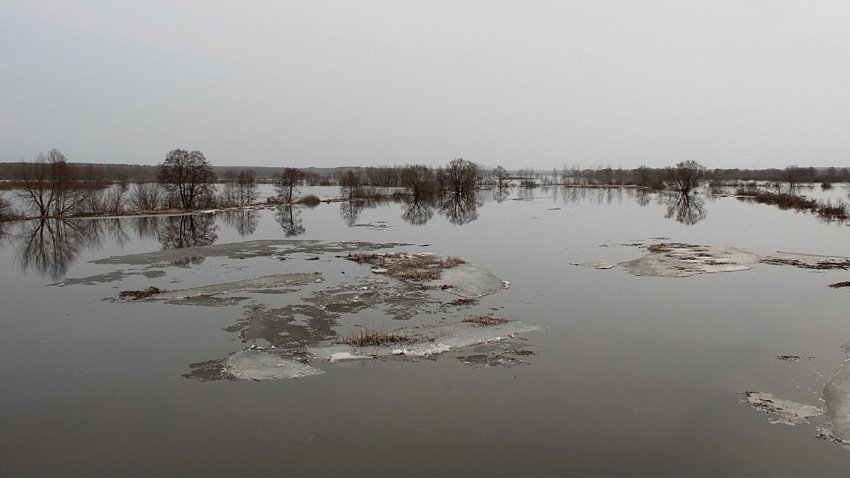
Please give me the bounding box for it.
[148,273,321,305]
[745,344,850,448]
[424,264,509,298]
[91,239,408,266]
[185,349,324,381]
[578,242,850,278]
[310,321,542,363]
[824,344,850,444]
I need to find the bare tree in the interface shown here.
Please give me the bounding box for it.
[400,165,435,199]
[273,168,305,203]
[17,149,82,217]
[493,165,509,189]
[220,169,259,207]
[130,183,164,211]
[157,149,217,209]
[667,160,705,194]
[339,170,363,200]
[445,158,478,195]
[0,193,12,220]
[784,165,805,192]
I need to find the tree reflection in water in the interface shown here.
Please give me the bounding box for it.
[275,206,305,237]
[635,189,652,207]
[440,192,480,225]
[401,195,436,226]
[15,218,128,280]
[493,186,510,203]
[665,191,707,225]
[158,214,218,249]
[339,200,366,227]
[221,210,259,238]
[131,216,162,241]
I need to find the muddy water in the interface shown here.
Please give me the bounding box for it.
[3,186,850,475]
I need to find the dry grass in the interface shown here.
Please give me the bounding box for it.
[829,281,850,289]
[119,286,163,300]
[736,189,849,222]
[347,252,465,282]
[448,297,478,306]
[462,314,509,326]
[338,328,415,347]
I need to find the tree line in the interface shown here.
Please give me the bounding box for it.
[2,147,848,221]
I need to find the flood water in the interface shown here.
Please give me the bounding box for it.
[3,185,850,476]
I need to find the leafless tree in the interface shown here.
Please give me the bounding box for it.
[220,170,259,207]
[445,158,478,195]
[130,183,165,211]
[17,149,83,217]
[667,160,706,194]
[157,149,217,209]
[0,193,12,220]
[273,168,305,203]
[493,165,509,189]
[400,165,435,199]
[339,170,364,200]
[784,165,805,192]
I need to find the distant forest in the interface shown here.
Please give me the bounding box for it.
[1,161,848,187]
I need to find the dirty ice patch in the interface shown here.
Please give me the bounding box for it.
[581,242,850,278]
[622,243,761,278]
[224,349,324,380]
[574,261,616,270]
[427,264,509,298]
[49,269,167,287]
[92,239,409,267]
[743,391,823,426]
[824,344,850,444]
[762,252,850,270]
[184,349,324,381]
[309,320,541,363]
[127,273,321,305]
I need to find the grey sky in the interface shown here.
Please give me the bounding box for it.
[2,0,849,170]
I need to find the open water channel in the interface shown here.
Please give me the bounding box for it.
[3,185,850,476]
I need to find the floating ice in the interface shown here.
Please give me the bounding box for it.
[584,242,850,278]
[426,264,508,298]
[824,344,850,443]
[743,391,823,426]
[763,252,850,270]
[92,239,408,266]
[223,350,324,380]
[622,243,761,278]
[574,261,616,270]
[310,320,541,363]
[145,273,321,304]
[49,269,166,286]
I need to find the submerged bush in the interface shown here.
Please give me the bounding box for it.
[297,194,321,207]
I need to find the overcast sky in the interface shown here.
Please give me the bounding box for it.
[1,0,849,170]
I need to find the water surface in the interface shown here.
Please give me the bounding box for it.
[3,185,850,476]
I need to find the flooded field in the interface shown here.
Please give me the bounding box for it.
[4,185,850,476]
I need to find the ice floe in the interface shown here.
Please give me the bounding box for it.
[579,242,850,278]
[743,391,823,426]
